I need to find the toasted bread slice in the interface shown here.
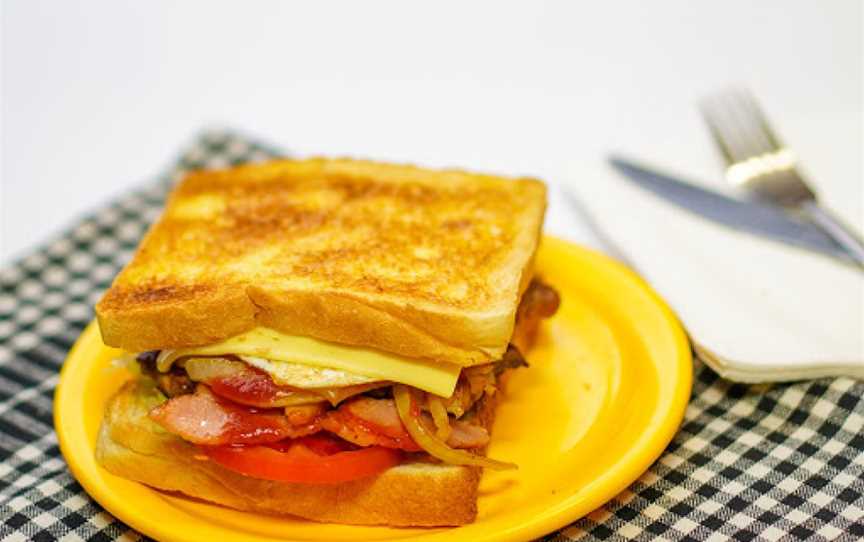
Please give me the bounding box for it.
[96,159,546,365]
[96,377,501,526]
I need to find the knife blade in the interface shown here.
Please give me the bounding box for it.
[608,156,851,262]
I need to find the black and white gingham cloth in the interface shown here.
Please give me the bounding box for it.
[1,132,861,541]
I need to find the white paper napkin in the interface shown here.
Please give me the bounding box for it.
[558,160,864,383]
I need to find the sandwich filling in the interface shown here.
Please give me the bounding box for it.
[132,279,558,484]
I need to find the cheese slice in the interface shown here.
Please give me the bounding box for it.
[157,327,462,397]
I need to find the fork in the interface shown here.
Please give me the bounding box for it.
[700,89,864,267]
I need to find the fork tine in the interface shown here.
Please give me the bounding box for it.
[726,91,773,156]
[738,90,784,151]
[700,100,739,166]
[701,93,757,163]
[728,91,778,156]
[701,89,779,164]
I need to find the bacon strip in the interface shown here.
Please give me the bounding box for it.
[321,403,421,451]
[149,385,320,445]
[320,397,489,451]
[185,357,387,408]
[206,367,312,409]
[512,279,560,351]
[519,279,560,319]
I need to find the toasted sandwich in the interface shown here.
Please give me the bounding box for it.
[94,158,559,527]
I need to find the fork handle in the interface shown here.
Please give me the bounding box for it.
[801,201,864,267]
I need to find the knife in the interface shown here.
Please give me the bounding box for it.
[608,156,852,263]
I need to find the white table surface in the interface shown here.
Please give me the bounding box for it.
[1,0,861,265]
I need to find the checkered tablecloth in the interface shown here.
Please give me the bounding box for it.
[1,131,862,541]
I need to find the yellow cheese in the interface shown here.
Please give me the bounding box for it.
[158,327,462,397]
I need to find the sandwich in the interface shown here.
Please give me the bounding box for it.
[94,158,559,527]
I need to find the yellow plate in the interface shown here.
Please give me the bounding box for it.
[55,237,691,542]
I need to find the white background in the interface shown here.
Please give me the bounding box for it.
[1,0,861,264]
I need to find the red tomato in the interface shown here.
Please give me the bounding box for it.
[204,435,401,484]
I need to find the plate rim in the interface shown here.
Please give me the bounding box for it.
[54,237,692,542]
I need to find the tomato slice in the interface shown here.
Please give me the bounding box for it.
[204,436,401,484]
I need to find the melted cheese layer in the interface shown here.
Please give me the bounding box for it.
[157,327,461,397]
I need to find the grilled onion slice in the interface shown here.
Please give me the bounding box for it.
[393,384,516,470]
[427,394,452,441]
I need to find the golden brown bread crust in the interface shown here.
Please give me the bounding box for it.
[96,159,547,365]
[96,377,502,526]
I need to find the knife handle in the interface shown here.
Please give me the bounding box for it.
[801,201,864,268]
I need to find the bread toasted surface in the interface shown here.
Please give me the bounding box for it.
[96,159,547,365]
[96,378,500,526]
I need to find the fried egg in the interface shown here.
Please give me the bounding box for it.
[240,355,381,388]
